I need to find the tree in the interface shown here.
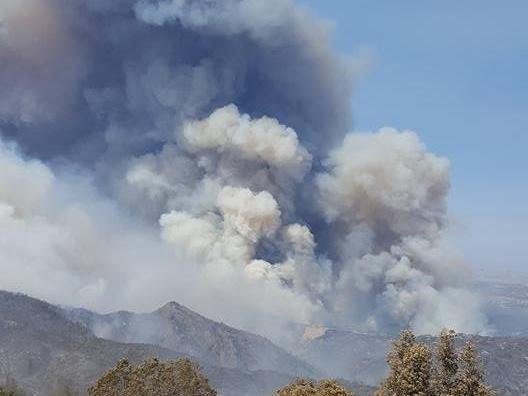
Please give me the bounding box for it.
[317,379,355,396]
[433,329,458,396]
[376,329,496,396]
[0,386,26,396]
[375,330,433,396]
[0,376,26,396]
[454,342,495,396]
[276,378,354,396]
[88,358,217,396]
[276,379,317,396]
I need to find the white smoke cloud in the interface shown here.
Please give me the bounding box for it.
[317,129,488,334]
[184,105,311,180]
[217,186,281,242]
[317,128,450,238]
[126,105,312,220]
[0,0,489,340]
[143,110,487,335]
[0,137,318,338]
[0,108,489,337]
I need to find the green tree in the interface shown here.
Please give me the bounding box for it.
[433,329,458,396]
[88,357,216,396]
[454,342,495,396]
[375,330,433,396]
[276,378,354,396]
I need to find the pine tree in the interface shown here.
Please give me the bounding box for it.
[375,330,497,396]
[375,330,433,396]
[454,342,495,396]
[433,329,458,396]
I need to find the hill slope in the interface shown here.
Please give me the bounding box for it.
[62,301,314,377]
[0,291,316,396]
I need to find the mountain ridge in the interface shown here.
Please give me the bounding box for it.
[61,299,316,377]
[0,290,374,396]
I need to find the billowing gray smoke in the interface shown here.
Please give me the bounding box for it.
[0,0,488,337]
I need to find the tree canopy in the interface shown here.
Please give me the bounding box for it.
[88,358,216,396]
[375,329,495,396]
[276,378,354,396]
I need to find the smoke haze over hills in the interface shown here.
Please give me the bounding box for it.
[0,0,488,338]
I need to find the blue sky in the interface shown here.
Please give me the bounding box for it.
[302,1,528,273]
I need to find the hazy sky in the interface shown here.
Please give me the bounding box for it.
[302,0,528,273]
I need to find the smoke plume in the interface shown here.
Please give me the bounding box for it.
[0,0,488,337]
